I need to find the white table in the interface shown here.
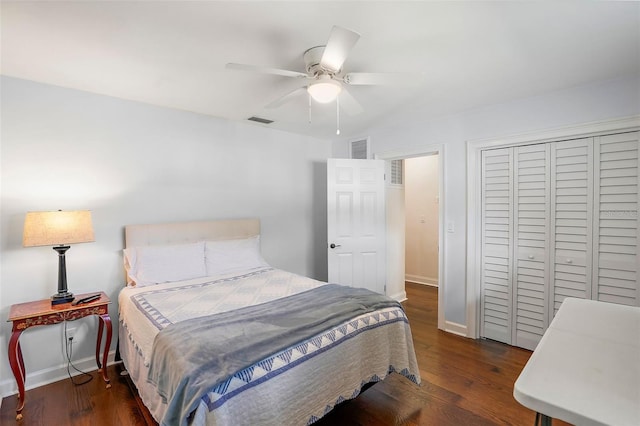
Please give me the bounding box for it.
[514,297,640,426]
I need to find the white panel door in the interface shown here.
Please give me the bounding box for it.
[481,148,513,344]
[512,144,550,350]
[327,159,386,294]
[550,138,593,317]
[593,131,640,306]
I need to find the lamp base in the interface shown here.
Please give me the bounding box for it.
[51,291,74,305]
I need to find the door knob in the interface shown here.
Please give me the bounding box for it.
[330,243,341,249]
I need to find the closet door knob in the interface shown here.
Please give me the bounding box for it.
[528,255,534,260]
[566,259,573,264]
[330,243,341,249]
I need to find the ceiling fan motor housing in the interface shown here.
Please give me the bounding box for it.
[304,45,338,76]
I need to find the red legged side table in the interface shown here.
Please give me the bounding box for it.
[7,291,112,420]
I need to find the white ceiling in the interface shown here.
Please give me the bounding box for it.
[2,1,639,140]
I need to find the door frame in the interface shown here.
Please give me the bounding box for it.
[466,115,640,339]
[376,144,446,331]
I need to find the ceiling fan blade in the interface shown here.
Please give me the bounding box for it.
[343,72,426,86]
[265,87,308,109]
[339,89,363,116]
[226,63,307,79]
[320,26,360,73]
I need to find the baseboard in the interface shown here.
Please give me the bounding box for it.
[0,350,117,398]
[444,321,468,337]
[390,290,407,302]
[405,274,438,287]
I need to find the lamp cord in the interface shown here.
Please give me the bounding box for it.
[64,321,93,386]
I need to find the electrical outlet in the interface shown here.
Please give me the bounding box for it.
[67,327,77,341]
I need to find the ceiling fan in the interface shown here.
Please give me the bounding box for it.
[226,25,405,117]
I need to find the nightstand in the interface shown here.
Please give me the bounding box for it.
[7,291,112,420]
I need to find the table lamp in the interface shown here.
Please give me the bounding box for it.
[23,210,95,305]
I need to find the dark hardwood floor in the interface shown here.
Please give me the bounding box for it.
[1,283,567,425]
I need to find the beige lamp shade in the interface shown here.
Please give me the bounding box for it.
[23,210,95,247]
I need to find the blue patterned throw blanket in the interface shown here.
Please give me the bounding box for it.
[147,284,402,426]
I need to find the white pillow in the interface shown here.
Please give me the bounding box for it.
[205,236,269,277]
[124,241,206,287]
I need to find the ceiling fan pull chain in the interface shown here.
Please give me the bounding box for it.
[336,96,341,135]
[308,93,312,124]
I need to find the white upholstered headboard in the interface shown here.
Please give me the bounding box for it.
[124,218,261,248]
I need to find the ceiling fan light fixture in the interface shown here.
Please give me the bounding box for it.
[307,76,342,103]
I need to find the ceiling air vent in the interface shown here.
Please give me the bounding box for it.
[350,138,370,159]
[247,116,274,124]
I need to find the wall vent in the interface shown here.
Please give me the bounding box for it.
[247,116,274,124]
[390,159,404,185]
[350,138,370,159]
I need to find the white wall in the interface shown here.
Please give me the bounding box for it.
[334,75,640,331]
[0,77,331,395]
[405,156,439,286]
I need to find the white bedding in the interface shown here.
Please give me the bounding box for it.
[119,267,421,425]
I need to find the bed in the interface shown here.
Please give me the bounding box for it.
[118,218,420,426]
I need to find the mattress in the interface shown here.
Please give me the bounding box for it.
[118,267,420,425]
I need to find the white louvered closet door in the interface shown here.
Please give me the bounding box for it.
[550,138,593,317]
[593,132,640,306]
[512,144,550,350]
[480,132,640,350]
[481,148,513,345]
